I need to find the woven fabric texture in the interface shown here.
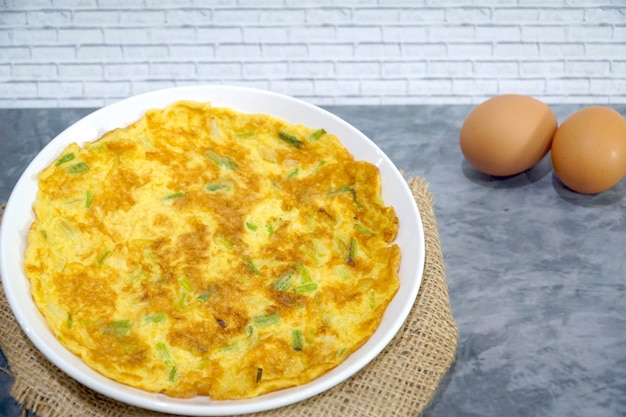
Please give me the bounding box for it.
[0,176,457,417]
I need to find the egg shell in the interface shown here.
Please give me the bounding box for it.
[460,94,558,177]
[551,106,626,194]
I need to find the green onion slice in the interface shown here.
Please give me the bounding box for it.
[273,272,293,291]
[296,263,312,283]
[328,185,353,196]
[56,218,80,240]
[254,313,280,327]
[309,128,326,141]
[295,282,318,293]
[292,329,304,351]
[145,313,167,323]
[206,183,231,192]
[244,259,259,275]
[168,366,177,382]
[206,151,237,170]
[236,131,255,139]
[369,289,376,309]
[346,237,357,265]
[157,342,172,365]
[55,153,75,166]
[85,189,94,208]
[101,320,131,337]
[287,167,299,179]
[179,277,195,292]
[278,131,302,148]
[164,192,184,200]
[96,249,111,265]
[68,162,89,174]
[354,223,375,235]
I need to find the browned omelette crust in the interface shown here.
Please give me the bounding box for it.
[24,101,400,400]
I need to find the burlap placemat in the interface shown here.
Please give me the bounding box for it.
[0,176,457,417]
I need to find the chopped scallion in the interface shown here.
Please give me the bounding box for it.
[206,183,231,192]
[292,329,304,351]
[236,131,255,139]
[68,162,89,174]
[145,313,167,323]
[222,158,237,171]
[56,218,80,240]
[287,167,299,179]
[352,188,362,208]
[295,282,318,293]
[328,185,353,196]
[179,277,195,292]
[266,218,284,236]
[244,259,259,275]
[85,189,94,208]
[156,342,172,365]
[96,249,111,265]
[112,319,131,328]
[168,366,177,382]
[256,367,263,383]
[55,153,75,166]
[206,151,237,170]
[177,290,188,310]
[164,192,184,200]
[354,223,375,235]
[296,263,312,284]
[217,236,235,249]
[346,237,357,265]
[273,272,293,291]
[254,313,280,327]
[101,320,131,337]
[278,131,302,148]
[245,222,257,231]
[220,341,241,352]
[309,128,326,141]
[336,265,352,282]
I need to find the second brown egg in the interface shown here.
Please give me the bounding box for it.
[551,106,626,194]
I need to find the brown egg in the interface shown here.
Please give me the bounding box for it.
[551,106,626,194]
[460,94,558,176]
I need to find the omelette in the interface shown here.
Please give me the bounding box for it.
[24,101,401,400]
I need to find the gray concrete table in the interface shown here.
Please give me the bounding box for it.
[1,105,625,417]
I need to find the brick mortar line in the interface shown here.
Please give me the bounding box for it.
[2,77,616,88]
[7,23,623,30]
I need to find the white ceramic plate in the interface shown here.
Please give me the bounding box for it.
[0,85,425,416]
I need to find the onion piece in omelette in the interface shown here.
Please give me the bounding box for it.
[24,101,401,400]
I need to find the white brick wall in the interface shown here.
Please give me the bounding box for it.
[1,0,625,108]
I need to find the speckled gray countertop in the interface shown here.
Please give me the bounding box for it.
[1,105,625,417]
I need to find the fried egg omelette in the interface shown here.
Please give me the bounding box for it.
[24,101,401,400]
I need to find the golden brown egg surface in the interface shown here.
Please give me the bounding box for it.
[460,94,558,177]
[551,106,626,194]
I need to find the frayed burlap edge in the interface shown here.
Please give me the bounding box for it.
[0,176,457,417]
